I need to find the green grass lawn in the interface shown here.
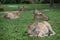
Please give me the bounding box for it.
[1,4,60,11]
[0,4,60,40]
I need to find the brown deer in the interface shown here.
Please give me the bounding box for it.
[27,10,56,37]
[4,6,24,19]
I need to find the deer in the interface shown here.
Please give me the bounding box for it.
[4,6,24,19]
[27,10,56,37]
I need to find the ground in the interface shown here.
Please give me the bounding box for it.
[0,4,60,40]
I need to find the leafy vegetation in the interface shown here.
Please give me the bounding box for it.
[0,0,59,4]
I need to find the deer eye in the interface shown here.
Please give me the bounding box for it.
[40,14,42,16]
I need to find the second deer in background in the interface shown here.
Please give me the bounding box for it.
[4,6,24,19]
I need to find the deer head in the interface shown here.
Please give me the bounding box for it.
[33,10,48,21]
[18,6,24,12]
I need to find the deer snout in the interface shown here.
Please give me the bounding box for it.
[44,17,49,21]
[41,16,49,21]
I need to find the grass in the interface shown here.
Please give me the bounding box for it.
[0,4,60,40]
[1,4,60,11]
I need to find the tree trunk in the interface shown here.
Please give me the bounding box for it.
[50,0,54,7]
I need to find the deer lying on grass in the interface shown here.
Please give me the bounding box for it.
[4,6,24,19]
[27,10,56,37]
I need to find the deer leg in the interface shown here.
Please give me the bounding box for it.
[47,24,56,35]
[28,29,32,35]
[44,21,56,35]
[37,31,45,37]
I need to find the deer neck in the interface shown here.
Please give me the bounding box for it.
[19,9,23,12]
[31,15,39,34]
[33,15,39,27]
